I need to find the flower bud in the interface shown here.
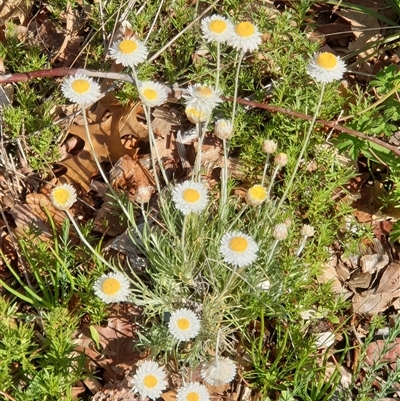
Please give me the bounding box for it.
[273,223,288,241]
[275,152,288,167]
[135,186,153,203]
[301,224,315,237]
[214,119,234,140]
[262,139,277,154]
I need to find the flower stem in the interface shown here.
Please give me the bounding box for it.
[194,121,204,181]
[216,42,221,89]
[296,237,308,257]
[220,138,229,218]
[261,154,271,186]
[230,51,244,128]
[267,165,280,198]
[273,83,326,217]
[266,239,279,266]
[181,215,188,261]
[66,210,116,271]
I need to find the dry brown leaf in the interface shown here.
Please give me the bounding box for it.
[59,107,138,191]
[0,0,32,25]
[10,193,67,238]
[376,263,400,297]
[352,291,393,314]
[110,155,155,200]
[365,338,400,366]
[93,193,128,236]
[161,390,177,401]
[151,106,182,137]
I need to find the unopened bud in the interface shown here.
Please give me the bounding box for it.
[214,119,234,140]
[262,139,277,154]
[275,153,288,167]
[135,186,153,203]
[301,224,315,237]
[273,223,288,241]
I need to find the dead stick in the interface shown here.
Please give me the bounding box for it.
[223,96,400,158]
[0,69,398,157]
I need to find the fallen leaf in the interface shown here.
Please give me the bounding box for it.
[352,291,392,314]
[59,106,138,191]
[376,263,400,297]
[365,338,400,366]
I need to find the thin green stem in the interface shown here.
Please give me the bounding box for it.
[261,154,271,186]
[220,138,229,218]
[66,210,116,271]
[194,121,204,181]
[266,239,279,266]
[181,215,188,262]
[230,51,244,128]
[144,106,170,192]
[216,42,221,89]
[273,83,326,217]
[267,165,280,198]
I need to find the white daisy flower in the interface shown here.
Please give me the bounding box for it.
[50,184,77,211]
[138,81,168,107]
[131,360,167,400]
[245,185,267,206]
[201,357,236,386]
[168,308,201,342]
[172,181,209,215]
[61,74,101,105]
[185,105,211,124]
[184,84,222,114]
[93,272,130,304]
[220,231,259,268]
[229,21,262,53]
[109,37,148,68]
[201,15,234,43]
[177,382,210,401]
[307,52,346,84]
[214,119,233,140]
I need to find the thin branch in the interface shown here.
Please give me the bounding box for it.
[0,68,398,157]
[0,68,135,85]
[223,96,400,157]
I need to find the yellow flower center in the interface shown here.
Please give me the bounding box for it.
[235,22,255,37]
[187,392,200,401]
[142,88,158,100]
[101,278,121,295]
[52,188,71,206]
[143,374,158,388]
[316,52,337,69]
[177,317,190,331]
[209,19,227,34]
[71,79,90,94]
[249,185,267,201]
[197,86,213,97]
[182,188,200,203]
[229,236,248,252]
[118,39,138,54]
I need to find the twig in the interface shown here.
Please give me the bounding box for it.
[0,68,135,85]
[0,68,398,157]
[223,96,400,157]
